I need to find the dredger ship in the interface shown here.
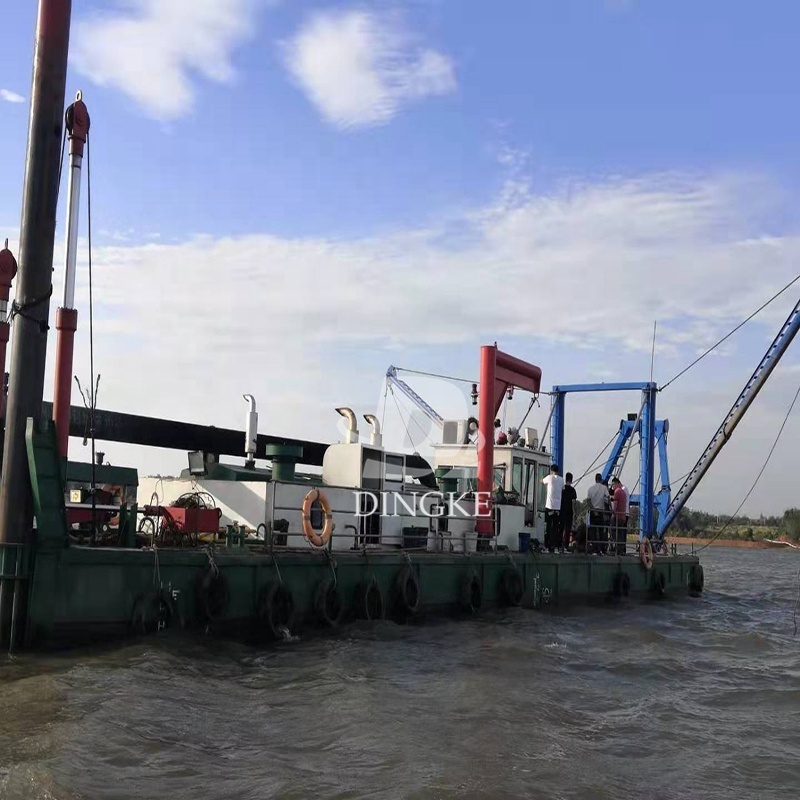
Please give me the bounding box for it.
[1,0,798,651]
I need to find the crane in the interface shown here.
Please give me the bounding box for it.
[658,296,800,535]
[385,366,444,428]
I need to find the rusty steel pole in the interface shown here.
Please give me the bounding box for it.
[0,0,72,545]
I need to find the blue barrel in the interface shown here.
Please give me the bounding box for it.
[518,532,531,553]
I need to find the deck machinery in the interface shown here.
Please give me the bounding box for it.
[0,0,797,651]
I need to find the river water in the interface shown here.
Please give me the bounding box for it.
[1,548,799,800]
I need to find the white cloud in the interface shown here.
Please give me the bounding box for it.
[0,89,25,104]
[72,0,257,120]
[38,170,800,514]
[283,8,456,130]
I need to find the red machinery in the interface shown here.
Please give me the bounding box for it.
[139,493,222,546]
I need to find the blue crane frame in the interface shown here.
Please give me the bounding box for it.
[550,382,659,541]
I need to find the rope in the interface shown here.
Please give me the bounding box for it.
[151,544,161,588]
[204,545,219,577]
[660,273,800,391]
[323,548,338,587]
[7,285,53,329]
[693,378,800,554]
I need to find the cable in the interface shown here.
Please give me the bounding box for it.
[574,431,618,486]
[693,379,800,554]
[660,273,800,391]
[516,397,536,431]
[389,387,419,453]
[394,366,477,384]
[55,123,66,209]
[380,378,388,432]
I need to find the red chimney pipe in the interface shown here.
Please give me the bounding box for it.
[476,345,542,536]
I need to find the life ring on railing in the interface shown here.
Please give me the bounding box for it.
[257,581,295,639]
[640,538,654,571]
[395,566,421,615]
[499,567,524,607]
[314,579,343,627]
[302,488,334,548]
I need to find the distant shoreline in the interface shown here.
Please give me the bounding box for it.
[666,536,798,550]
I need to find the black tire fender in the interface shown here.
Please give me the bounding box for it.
[396,566,421,614]
[613,571,631,598]
[460,572,482,614]
[131,590,178,635]
[356,578,385,621]
[314,579,343,627]
[257,581,295,638]
[653,571,667,597]
[195,568,229,624]
[499,567,524,607]
[688,564,705,595]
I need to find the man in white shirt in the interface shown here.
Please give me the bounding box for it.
[586,473,610,554]
[541,464,564,553]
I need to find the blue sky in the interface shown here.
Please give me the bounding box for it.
[1,0,799,514]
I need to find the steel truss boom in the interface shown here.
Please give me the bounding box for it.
[386,366,444,427]
[659,297,800,535]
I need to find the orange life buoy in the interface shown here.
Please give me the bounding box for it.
[302,488,334,547]
[640,537,654,571]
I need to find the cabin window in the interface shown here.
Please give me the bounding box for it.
[493,466,506,491]
[537,463,548,510]
[385,454,404,483]
[512,458,523,496]
[524,462,536,507]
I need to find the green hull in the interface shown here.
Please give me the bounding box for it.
[22,546,699,649]
[0,419,701,651]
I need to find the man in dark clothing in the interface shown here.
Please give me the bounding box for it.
[560,472,577,553]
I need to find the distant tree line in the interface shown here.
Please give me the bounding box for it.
[569,498,800,541]
[671,508,800,541]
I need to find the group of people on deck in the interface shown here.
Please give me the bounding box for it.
[541,465,629,554]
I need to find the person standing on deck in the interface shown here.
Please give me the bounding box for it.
[560,472,577,553]
[587,473,609,554]
[610,477,629,555]
[541,464,564,552]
